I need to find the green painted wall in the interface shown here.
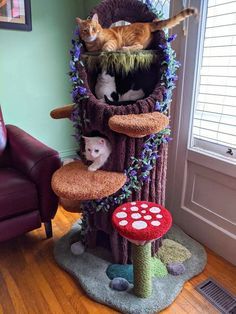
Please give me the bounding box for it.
[0,0,85,157]
[84,0,100,15]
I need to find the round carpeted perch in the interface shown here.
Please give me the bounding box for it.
[108,112,169,138]
[52,161,127,200]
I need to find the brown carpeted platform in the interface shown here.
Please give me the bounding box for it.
[50,104,74,119]
[108,112,169,138]
[59,198,82,213]
[51,161,127,201]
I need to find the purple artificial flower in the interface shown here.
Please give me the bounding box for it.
[145,141,153,148]
[167,34,177,42]
[78,86,87,95]
[71,110,79,122]
[142,175,149,182]
[74,44,81,59]
[71,88,79,99]
[163,91,168,101]
[172,75,178,81]
[152,152,160,159]
[155,101,161,111]
[166,69,171,77]
[70,76,78,82]
[141,164,152,172]
[159,44,166,49]
[145,0,152,6]
[141,152,146,159]
[164,55,171,63]
[70,60,76,71]
[165,137,173,142]
[175,60,181,67]
[149,133,156,139]
[130,169,137,176]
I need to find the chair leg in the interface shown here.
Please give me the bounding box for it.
[44,221,53,239]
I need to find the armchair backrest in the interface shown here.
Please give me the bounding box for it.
[0,106,7,156]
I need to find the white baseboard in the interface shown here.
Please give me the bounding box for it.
[173,207,236,266]
[59,148,78,160]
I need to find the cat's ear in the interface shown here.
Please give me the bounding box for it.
[76,17,82,25]
[99,139,105,145]
[82,136,90,141]
[91,13,99,22]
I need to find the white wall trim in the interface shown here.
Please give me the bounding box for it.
[166,0,236,265]
[59,148,78,159]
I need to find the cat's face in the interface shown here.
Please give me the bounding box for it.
[83,136,106,161]
[98,71,115,83]
[76,14,101,43]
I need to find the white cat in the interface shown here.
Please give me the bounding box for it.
[95,71,145,103]
[83,136,112,171]
[119,88,145,101]
[95,71,116,101]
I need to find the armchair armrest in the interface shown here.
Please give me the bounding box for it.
[6,125,61,221]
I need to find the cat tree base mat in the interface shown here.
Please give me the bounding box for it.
[52,161,127,201]
[54,224,207,314]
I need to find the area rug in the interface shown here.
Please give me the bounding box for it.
[54,224,207,314]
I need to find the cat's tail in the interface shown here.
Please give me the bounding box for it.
[150,7,197,32]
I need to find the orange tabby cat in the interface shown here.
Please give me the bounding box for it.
[76,8,197,52]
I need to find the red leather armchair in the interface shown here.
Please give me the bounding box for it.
[0,107,61,241]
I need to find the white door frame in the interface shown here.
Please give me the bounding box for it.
[166,0,236,265]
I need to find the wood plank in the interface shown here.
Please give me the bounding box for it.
[0,207,235,314]
[0,272,16,314]
[1,268,28,314]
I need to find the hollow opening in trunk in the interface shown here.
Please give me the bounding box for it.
[96,229,112,251]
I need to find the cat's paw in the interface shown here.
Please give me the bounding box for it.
[121,46,130,51]
[102,46,116,52]
[88,165,98,172]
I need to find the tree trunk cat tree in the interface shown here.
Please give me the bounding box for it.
[50,0,177,264]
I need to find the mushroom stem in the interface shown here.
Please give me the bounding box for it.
[132,242,152,298]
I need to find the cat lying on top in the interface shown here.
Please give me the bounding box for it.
[76,8,197,52]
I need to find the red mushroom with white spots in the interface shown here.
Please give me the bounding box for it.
[112,201,172,298]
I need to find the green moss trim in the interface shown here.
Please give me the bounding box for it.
[158,239,192,265]
[81,50,159,74]
[150,257,168,278]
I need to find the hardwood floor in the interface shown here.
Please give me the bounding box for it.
[0,207,235,314]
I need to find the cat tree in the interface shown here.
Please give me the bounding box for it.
[50,0,176,265]
[50,2,207,312]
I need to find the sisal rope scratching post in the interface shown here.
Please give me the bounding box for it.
[132,242,152,297]
[112,201,172,298]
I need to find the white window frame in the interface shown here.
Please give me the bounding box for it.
[188,0,236,163]
[167,0,236,214]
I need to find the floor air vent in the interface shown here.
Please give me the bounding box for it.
[196,278,236,313]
